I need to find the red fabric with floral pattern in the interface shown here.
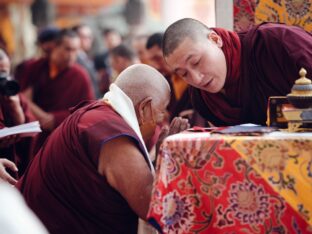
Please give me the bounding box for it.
[147,133,311,233]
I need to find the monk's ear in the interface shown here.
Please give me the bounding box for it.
[207,31,223,48]
[138,97,153,120]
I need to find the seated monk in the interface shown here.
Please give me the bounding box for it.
[162,18,312,126]
[16,64,189,234]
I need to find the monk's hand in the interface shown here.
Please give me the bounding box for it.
[157,117,190,145]
[39,112,55,131]
[0,158,18,185]
[168,117,190,135]
[155,117,190,162]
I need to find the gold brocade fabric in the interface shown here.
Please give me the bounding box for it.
[230,136,312,226]
[255,0,312,33]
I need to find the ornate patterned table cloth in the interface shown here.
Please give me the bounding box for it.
[147,131,312,233]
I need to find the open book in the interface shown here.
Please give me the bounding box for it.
[0,121,42,138]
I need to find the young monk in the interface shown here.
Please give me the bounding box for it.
[162,18,312,126]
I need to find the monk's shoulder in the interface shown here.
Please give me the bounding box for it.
[78,103,135,137]
[256,23,306,41]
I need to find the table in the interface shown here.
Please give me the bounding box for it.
[147,131,312,233]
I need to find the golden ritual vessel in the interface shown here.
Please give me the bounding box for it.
[287,68,312,108]
[282,68,312,131]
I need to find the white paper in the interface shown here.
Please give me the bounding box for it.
[0,121,41,138]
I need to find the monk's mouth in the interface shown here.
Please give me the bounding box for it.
[204,78,213,88]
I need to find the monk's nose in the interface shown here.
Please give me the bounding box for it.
[189,70,203,85]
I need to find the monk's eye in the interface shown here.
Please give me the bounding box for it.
[192,59,200,66]
[177,71,187,78]
[181,72,187,78]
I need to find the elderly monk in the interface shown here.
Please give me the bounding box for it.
[163,18,312,126]
[17,64,189,234]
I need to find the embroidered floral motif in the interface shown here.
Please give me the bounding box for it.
[161,190,195,233]
[241,142,289,173]
[229,181,270,225]
[162,148,181,179]
[234,0,257,32]
[257,145,288,173]
[255,0,312,32]
[292,139,312,152]
[285,0,311,18]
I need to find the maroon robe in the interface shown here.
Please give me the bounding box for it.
[17,100,151,234]
[0,94,35,177]
[14,58,38,91]
[24,57,95,154]
[191,23,312,126]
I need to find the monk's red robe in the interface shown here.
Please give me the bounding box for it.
[17,101,151,234]
[190,23,312,126]
[14,58,38,91]
[24,57,95,154]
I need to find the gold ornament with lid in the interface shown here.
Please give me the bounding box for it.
[287,68,312,108]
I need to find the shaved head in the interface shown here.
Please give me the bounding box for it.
[114,64,170,107]
[163,18,212,57]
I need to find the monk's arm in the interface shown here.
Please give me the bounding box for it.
[98,136,153,220]
[0,95,25,125]
[22,87,55,131]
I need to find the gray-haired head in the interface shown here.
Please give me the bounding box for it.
[114,64,170,107]
[163,18,212,57]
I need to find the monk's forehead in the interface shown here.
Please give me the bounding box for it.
[168,33,206,57]
[176,28,208,48]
